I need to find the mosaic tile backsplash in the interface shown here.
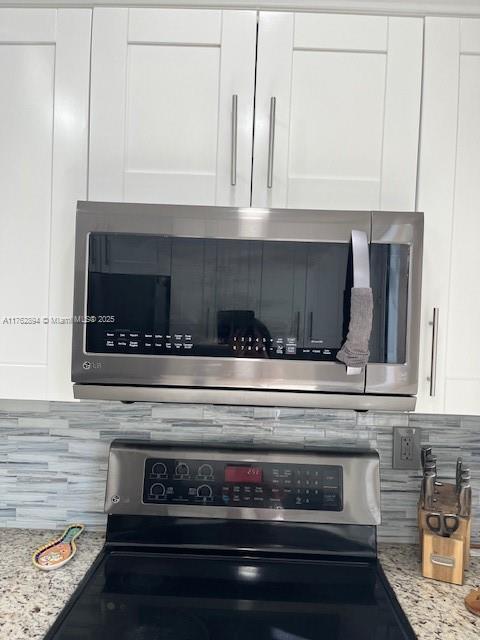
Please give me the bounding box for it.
[0,400,479,543]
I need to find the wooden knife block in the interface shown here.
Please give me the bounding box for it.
[418,482,471,586]
[422,529,466,585]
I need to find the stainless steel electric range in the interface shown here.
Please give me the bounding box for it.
[44,440,416,640]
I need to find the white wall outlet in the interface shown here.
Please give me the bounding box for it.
[392,426,422,470]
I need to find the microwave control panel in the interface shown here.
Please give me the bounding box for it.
[93,330,338,361]
[142,458,343,511]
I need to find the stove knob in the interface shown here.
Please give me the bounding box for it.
[175,462,190,476]
[197,484,213,499]
[150,483,166,497]
[152,462,167,476]
[198,463,214,478]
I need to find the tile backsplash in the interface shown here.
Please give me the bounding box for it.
[0,400,478,543]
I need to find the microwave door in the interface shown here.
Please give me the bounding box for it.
[365,212,423,395]
[72,203,371,396]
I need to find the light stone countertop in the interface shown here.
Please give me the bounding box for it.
[378,543,480,639]
[0,528,105,640]
[0,529,479,639]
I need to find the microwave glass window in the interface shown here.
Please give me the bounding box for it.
[85,233,352,361]
[369,244,409,364]
[85,233,409,364]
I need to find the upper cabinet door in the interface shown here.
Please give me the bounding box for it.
[252,13,423,210]
[417,18,480,415]
[89,8,256,207]
[0,9,91,401]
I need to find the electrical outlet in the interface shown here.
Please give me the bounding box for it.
[392,426,422,470]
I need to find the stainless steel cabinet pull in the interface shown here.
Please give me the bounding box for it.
[267,97,276,189]
[429,307,439,397]
[231,94,238,186]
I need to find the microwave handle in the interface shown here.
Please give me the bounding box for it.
[348,229,369,375]
[352,229,370,289]
[338,230,373,376]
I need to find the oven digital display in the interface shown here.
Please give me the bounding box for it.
[224,465,263,484]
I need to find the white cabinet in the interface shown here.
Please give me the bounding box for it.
[0,9,91,401]
[90,10,423,213]
[89,8,256,207]
[251,13,423,210]
[2,7,477,411]
[417,18,480,415]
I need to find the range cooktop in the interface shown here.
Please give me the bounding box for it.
[44,441,415,640]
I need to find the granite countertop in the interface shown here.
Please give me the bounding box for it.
[379,544,480,639]
[0,529,479,639]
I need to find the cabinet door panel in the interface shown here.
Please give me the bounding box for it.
[125,44,220,204]
[0,9,91,401]
[417,18,480,415]
[48,10,91,401]
[0,9,57,41]
[252,12,422,211]
[0,45,54,375]
[128,8,222,43]
[446,53,480,381]
[288,50,386,210]
[461,18,480,53]
[294,13,387,50]
[445,380,480,415]
[90,8,256,207]
[416,18,460,413]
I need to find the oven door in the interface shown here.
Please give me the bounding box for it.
[72,202,371,394]
[366,212,423,395]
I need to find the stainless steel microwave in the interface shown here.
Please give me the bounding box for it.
[72,202,423,411]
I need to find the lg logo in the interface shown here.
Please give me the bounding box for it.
[83,361,101,370]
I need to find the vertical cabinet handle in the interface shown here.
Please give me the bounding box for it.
[267,97,276,189]
[231,94,238,186]
[429,307,439,397]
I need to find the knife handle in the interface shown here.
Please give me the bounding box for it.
[423,472,436,510]
[458,482,472,517]
[456,457,463,492]
[421,447,432,472]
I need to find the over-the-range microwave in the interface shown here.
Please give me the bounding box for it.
[72,202,423,411]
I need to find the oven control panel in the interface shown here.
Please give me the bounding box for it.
[142,458,343,511]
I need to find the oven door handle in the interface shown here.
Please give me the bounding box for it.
[337,230,373,375]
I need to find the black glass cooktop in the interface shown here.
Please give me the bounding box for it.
[45,548,414,640]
